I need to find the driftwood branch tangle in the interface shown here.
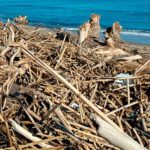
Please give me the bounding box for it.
[0,19,149,149]
[10,42,122,132]
[9,42,149,150]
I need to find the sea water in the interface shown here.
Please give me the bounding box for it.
[0,0,150,44]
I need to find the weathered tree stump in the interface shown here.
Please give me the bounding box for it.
[89,14,100,38]
[56,14,101,45]
[79,14,101,44]
[105,22,122,47]
[112,22,122,42]
[79,22,91,44]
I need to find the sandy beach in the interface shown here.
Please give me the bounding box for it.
[20,23,150,68]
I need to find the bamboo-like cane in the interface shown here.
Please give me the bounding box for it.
[10,42,122,132]
[9,119,53,148]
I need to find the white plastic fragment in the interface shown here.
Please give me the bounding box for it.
[115,73,133,86]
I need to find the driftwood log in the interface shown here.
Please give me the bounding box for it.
[91,115,147,150]
[9,119,53,148]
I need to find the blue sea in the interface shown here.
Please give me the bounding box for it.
[0,0,150,44]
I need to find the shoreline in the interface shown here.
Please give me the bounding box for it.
[1,16,150,44]
[18,23,150,64]
[19,23,150,46]
[19,23,150,48]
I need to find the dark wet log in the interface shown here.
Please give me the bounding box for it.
[56,31,79,43]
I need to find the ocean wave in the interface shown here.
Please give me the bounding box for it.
[61,27,78,31]
[62,27,150,37]
[121,30,150,37]
[101,29,150,37]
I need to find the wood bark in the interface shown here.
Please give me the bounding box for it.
[79,14,101,44]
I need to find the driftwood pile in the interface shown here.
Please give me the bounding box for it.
[0,18,149,150]
[14,16,28,25]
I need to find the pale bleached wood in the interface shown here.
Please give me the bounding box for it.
[96,48,129,56]
[9,119,53,148]
[89,14,100,38]
[79,14,100,44]
[79,24,86,44]
[116,55,142,61]
[91,114,147,150]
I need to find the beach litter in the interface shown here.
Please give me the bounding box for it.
[115,73,133,86]
[0,16,149,150]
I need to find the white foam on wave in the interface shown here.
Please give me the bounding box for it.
[61,27,78,31]
[102,29,150,37]
[121,30,150,37]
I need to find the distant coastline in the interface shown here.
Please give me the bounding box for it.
[0,0,150,44]
[18,24,150,50]
[24,23,150,45]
